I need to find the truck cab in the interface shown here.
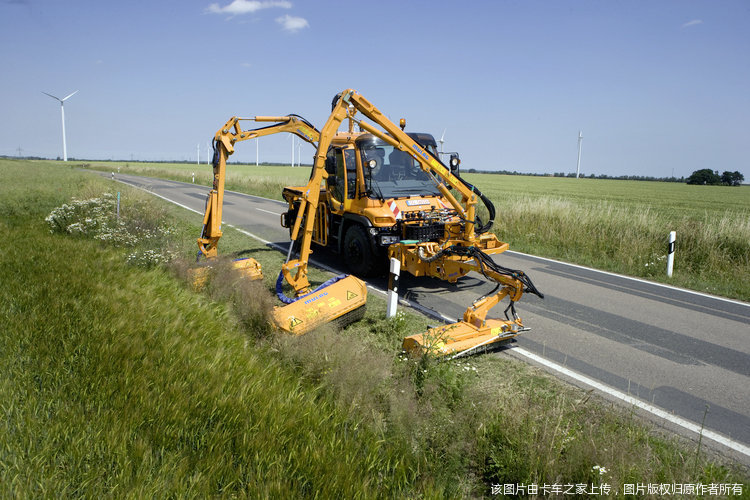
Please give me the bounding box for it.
[282,131,460,276]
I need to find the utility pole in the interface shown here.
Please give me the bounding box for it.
[576,130,583,178]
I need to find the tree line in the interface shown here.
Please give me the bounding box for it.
[686,169,744,186]
[464,168,745,185]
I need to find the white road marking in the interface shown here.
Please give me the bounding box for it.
[514,347,750,458]
[508,250,750,308]
[256,208,281,216]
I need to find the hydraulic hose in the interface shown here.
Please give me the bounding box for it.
[275,270,350,304]
[416,245,544,299]
[453,173,496,234]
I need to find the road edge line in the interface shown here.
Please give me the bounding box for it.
[513,347,750,459]
[507,250,749,307]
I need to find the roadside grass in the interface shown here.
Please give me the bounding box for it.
[0,160,426,498]
[465,174,750,301]
[3,159,747,497]
[82,160,750,301]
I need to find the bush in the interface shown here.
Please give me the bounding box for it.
[45,192,177,267]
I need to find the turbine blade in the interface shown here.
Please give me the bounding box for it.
[42,91,61,101]
[61,90,79,101]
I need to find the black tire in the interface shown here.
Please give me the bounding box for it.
[343,224,376,277]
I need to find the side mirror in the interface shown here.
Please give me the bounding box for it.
[449,154,460,174]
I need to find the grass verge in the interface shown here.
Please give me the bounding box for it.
[2,159,748,497]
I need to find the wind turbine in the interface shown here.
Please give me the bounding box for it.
[438,129,446,160]
[42,90,78,161]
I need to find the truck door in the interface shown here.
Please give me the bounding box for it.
[344,148,357,200]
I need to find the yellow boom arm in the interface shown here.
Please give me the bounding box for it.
[197,115,320,258]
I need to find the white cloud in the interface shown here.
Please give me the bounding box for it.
[276,14,308,33]
[206,0,291,15]
[681,19,703,28]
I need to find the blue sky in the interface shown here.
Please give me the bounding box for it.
[1,0,748,179]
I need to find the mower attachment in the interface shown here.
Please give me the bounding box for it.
[272,274,367,335]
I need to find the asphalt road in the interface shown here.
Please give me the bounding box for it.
[101,171,750,463]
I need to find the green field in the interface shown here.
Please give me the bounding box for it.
[86,160,750,301]
[2,158,747,496]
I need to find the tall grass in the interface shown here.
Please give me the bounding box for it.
[5,160,746,497]
[491,193,750,299]
[0,160,427,498]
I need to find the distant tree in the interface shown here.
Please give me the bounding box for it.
[686,169,722,185]
[721,170,744,186]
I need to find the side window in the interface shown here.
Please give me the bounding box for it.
[328,148,345,203]
[344,149,357,199]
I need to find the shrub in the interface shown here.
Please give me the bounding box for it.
[45,192,177,267]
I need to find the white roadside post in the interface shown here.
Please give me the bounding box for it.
[386,257,401,318]
[667,231,676,277]
[192,172,195,183]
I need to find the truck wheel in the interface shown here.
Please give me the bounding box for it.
[343,225,375,277]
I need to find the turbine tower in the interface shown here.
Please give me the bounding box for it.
[43,90,78,161]
[576,130,583,179]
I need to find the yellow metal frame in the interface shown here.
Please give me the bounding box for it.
[196,91,540,354]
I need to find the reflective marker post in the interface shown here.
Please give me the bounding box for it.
[387,257,400,318]
[667,231,676,277]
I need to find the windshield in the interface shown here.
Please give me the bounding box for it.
[358,141,442,199]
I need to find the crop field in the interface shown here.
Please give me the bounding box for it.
[1,159,748,496]
[87,160,750,301]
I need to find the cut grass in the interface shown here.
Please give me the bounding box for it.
[1,159,748,497]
